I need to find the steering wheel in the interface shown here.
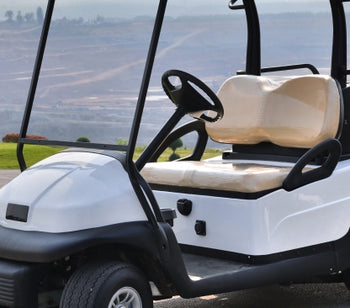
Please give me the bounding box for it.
[162,70,224,123]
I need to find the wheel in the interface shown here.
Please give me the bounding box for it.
[162,69,224,123]
[60,261,153,308]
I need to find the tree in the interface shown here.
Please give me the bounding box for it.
[5,10,13,22]
[169,152,180,161]
[36,7,44,25]
[76,136,90,143]
[24,13,34,23]
[169,138,183,153]
[16,11,23,24]
[168,138,183,161]
[95,15,105,24]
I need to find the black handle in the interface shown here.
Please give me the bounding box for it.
[283,138,342,191]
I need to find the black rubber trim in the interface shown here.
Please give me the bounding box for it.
[0,222,159,263]
[180,242,334,266]
[150,184,276,200]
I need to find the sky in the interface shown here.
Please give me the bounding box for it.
[0,0,332,20]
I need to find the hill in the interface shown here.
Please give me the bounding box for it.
[0,12,334,147]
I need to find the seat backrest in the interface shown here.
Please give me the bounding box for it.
[206,75,343,148]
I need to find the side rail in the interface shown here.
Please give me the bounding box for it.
[16,0,56,171]
[229,0,261,75]
[238,64,320,75]
[330,0,348,88]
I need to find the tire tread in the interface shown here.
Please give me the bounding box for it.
[60,261,136,308]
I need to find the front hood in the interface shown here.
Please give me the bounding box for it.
[0,151,147,233]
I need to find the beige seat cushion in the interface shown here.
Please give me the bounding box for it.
[206,75,341,148]
[142,75,340,194]
[141,160,308,193]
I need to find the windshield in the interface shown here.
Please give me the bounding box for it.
[22,1,158,148]
[0,1,46,142]
[0,0,342,167]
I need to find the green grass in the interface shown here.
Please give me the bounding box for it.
[141,147,222,162]
[0,143,64,169]
[0,143,223,169]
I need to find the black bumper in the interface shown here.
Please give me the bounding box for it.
[0,259,46,308]
[0,221,158,263]
[0,221,161,307]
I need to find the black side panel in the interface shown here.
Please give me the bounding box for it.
[0,222,159,263]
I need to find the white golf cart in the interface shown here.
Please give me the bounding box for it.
[0,0,350,307]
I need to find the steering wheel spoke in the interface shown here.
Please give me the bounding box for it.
[162,70,224,123]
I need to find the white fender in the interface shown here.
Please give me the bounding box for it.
[0,151,147,233]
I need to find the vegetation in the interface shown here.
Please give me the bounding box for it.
[168,138,183,161]
[76,136,90,143]
[4,7,44,25]
[0,143,222,169]
[116,139,128,146]
[0,143,63,169]
[133,146,221,162]
[2,133,46,143]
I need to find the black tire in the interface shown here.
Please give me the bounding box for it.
[60,260,153,308]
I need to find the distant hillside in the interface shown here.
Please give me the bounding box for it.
[0,12,335,147]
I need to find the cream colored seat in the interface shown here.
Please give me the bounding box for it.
[142,75,342,194]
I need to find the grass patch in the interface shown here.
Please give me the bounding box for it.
[0,143,223,169]
[137,147,222,162]
[0,143,64,169]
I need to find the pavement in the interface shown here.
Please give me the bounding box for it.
[1,170,350,307]
[0,169,20,188]
[154,284,350,307]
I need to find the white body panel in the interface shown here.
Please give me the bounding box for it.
[154,159,350,255]
[0,151,146,233]
[1,150,349,256]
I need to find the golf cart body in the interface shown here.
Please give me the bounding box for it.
[1,0,350,307]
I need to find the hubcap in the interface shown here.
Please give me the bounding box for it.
[108,286,142,308]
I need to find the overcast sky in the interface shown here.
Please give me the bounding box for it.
[0,0,332,20]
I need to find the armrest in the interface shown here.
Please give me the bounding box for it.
[283,138,342,191]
